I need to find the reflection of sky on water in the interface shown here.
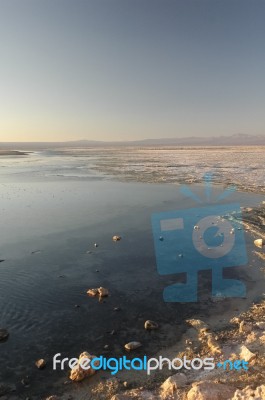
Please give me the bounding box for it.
[0,149,264,396]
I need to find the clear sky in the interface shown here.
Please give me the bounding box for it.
[0,0,265,142]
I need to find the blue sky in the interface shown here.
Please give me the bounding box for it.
[0,0,265,141]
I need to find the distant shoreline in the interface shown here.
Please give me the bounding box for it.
[0,150,29,156]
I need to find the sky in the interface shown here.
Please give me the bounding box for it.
[0,0,265,142]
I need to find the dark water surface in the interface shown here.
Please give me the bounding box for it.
[0,157,264,397]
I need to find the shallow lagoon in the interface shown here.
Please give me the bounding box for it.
[0,150,264,397]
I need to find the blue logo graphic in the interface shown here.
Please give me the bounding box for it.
[151,173,248,302]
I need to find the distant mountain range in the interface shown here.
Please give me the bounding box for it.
[0,133,265,149]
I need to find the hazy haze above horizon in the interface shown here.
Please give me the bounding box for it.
[0,0,265,142]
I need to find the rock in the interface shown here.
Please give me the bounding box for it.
[0,329,9,342]
[111,390,157,400]
[160,373,187,398]
[246,331,258,344]
[254,239,263,248]
[21,377,30,387]
[0,259,5,263]
[187,381,234,400]
[87,286,108,298]
[69,351,98,382]
[205,333,222,355]
[112,235,121,241]
[256,321,265,330]
[87,288,99,297]
[231,385,265,400]
[98,287,109,297]
[124,342,142,351]
[144,320,159,330]
[137,392,158,400]
[69,366,86,382]
[239,321,253,334]
[159,236,164,241]
[230,317,241,325]
[0,384,13,397]
[186,319,210,332]
[45,397,59,400]
[114,307,121,311]
[260,333,265,344]
[239,345,256,363]
[69,367,86,382]
[35,358,46,369]
[94,243,98,247]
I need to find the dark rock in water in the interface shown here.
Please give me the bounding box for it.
[0,328,9,341]
[0,259,5,263]
[31,250,41,254]
[0,384,14,396]
[21,376,30,387]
